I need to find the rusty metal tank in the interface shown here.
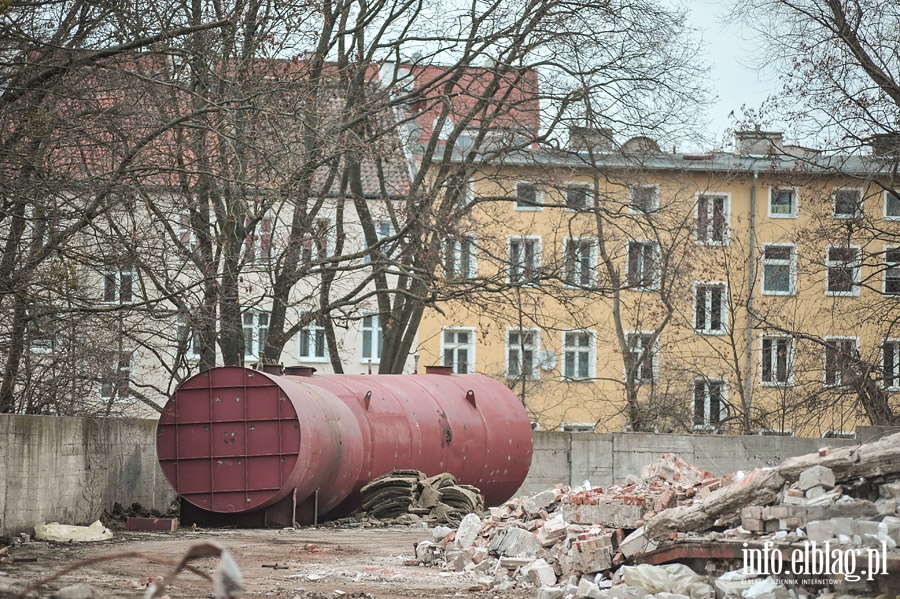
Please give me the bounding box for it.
[155,366,533,524]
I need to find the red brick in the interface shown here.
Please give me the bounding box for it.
[126,517,178,532]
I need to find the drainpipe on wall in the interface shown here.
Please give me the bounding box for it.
[743,169,758,434]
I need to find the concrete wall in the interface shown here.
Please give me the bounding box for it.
[0,415,872,535]
[0,415,176,537]
[518,431,861,496]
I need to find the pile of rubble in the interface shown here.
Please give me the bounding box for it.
[410,433,900,598]
[102,500,179,529]
[359,470,482,523]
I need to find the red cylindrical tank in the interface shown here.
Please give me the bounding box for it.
[156,366,533,519]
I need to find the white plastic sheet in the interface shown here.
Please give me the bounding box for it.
[34,520,113,542]
[620,563,714,599]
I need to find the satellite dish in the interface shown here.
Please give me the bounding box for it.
[539,349,556,371]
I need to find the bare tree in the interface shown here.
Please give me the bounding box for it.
[0,0,229,413]
[0,0,710,414]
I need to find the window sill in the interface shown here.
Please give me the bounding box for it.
[760,381,793,388]
[761,290,795,296]
[694,240,729,248]
[768,212,798,219]
[506,280,541,287]
[825,291,860,298]
[694,328,727,336]
[692,424,722,432]
[298,357,330,363]
[514,205,543,212]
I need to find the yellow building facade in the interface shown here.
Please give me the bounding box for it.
[417,133,900,436]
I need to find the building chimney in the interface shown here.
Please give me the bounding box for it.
[735,131,783,155]
[569,126,615,152]
[870,133,900,157]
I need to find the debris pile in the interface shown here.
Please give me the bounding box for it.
[360,470,483,523]
[408,453,724,597]
[413,434,900,598]
[102,500,179,529]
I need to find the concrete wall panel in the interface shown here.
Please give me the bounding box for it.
[517,431,858,497]
[0,415,176,537]
[0,415,868,535]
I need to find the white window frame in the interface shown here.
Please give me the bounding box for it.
[440,327,476,374]
[760,334,794,387]
[625,330,658,384]
[882,338,900,390]
[884,190,900,220]
[825,245,861,297]
[563,237,597,288]
[102,266,136,304]
[364,219,394,263]
[246,213,275,263]
[444,176,474,207]
[514,181,543,211]
[174,210,197,260]
[175,315,201,360]
[506,327,540,381]
[298,317,328,362]
[884,245,900,296]
[507,235,542,284]
[99,350,133,402]
[29,305,57,354]
[629,184,659,213]
[360,313,383,364]
[29,333,55,354]
[761,243,796,296]
[561,330,596,381]
[301,217,331,267]
[833,187,863,219]
[693,282,728,335]
[694,192,731,246]
[443,235,478,280]
[768,186,798,218]
[626,239,659,291]
[692,378,728,430]
[822,336,858,388]
[564,182,592,212]
[242,311,269,361]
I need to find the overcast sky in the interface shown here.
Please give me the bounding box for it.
[678,0,781,148]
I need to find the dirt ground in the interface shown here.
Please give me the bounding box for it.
[1,524,533,599]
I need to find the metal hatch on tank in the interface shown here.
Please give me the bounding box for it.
[155,365,534,526]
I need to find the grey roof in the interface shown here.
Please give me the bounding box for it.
[449,145,900,178]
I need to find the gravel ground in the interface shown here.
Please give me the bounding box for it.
[0,525,532,599]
